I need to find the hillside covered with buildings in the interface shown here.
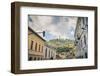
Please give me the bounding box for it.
[46,39,76,59]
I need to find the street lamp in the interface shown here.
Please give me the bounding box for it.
[37,31,45,37]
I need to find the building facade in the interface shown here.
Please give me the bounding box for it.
[43,44,56,60]
[28,27,46,60]
[74,17,88,58]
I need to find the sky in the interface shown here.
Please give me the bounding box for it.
[28,15,78,41]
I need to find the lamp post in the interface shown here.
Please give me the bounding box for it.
[37,31,45,37]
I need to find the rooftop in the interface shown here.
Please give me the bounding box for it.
[28,26,46,42]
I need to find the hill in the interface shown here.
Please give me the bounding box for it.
[46,39,75,52]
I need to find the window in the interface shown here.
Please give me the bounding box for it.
[85,17,88,25]
[35,43,37,51]
[83,17,88,29]
[77,34,80,40]
[39,44,40,52]
[81,40,82,47]
[34,57,36,60]
[83,18,85,25]
[85,52,87,58]
[45,48,47,57]
[50,57,53,59]
[49,50,51,57]
[41,46,43,52]
[29,57,32,61]
[84,35,86,45]
[30,41,33,50]
[38,57,40,60]
[86,17,88,29]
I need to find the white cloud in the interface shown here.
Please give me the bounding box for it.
[29,15,78,40]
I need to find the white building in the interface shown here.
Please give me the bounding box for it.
[43,44,56,60]
[74,17,88,58]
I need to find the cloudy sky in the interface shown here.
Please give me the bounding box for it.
[28,15,78,41]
